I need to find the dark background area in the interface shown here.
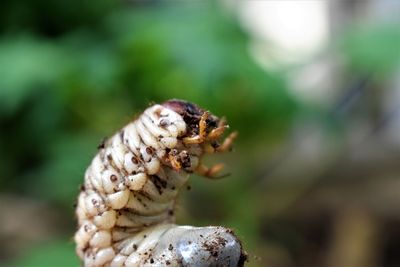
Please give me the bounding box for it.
[1,1,400,266]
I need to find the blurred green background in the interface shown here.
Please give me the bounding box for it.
[1,1,400,267]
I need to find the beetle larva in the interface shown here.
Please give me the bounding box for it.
[74,99,246,266]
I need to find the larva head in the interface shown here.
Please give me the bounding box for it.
[162,99,222,139]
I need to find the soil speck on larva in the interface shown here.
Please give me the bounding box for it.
[159,119,170,127]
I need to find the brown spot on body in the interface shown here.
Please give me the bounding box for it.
[149,175,167,195]
[107,154,125,176]
[146,146,155,155]
[135,195,147,208]
[91,199,99,207]
[97,137,107,149]
[159,119,170,128]
[131,156,139,165]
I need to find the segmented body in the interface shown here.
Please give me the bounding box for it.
[74,100,243,266]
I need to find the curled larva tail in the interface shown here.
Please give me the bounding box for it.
[74,99,246,266]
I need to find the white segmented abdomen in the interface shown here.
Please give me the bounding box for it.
[75,104,199,266]
[75,101,245,266]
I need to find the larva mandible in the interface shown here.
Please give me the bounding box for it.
[74,99,246,266]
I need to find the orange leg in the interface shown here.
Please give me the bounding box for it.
[183,112,209,144]
[207,118,227,140]
[202,143,216,154]
[207,125,227,140]
[216,131,238,153]
[196,163,228,179]
[168,153,181,171]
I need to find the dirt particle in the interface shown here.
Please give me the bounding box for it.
[91,199,98,206]
[97,137,107,149]
[79,184,85,191]
[159,119,170,128]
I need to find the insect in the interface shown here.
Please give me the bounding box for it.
[74,99,246,266]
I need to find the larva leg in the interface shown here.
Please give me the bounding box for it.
[202,143,216,154]
[182,111,209,144]
[216,131,238,153]
[196,162,227,178]
[207,117,227,140]
[207,125,227,140]
[167,149,181,171]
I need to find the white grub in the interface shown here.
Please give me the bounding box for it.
[75,101,243,266]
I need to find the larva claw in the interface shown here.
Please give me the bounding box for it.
[196,163,226,178]
[217,131,238,153]
[182,111,210,145]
